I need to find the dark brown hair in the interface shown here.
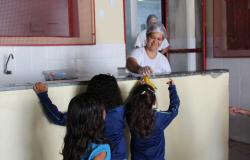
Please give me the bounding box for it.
[62,93,106,160]
[86,74,123,110]
[125,84,156,138]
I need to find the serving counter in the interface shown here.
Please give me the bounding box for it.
[0,70,229,160]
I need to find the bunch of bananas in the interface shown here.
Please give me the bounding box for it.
[143,76,157,90]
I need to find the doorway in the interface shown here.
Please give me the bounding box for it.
[125,0,206,71]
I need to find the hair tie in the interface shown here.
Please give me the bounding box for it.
[141,91,146,95]
[147,87,155,94]
[140,88,155,95]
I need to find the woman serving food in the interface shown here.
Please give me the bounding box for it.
[126,23,171,76]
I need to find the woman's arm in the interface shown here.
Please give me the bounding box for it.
[159,47,169,57]
[126,57,141,74]
[126,57,152,75]
[33,82,67,126]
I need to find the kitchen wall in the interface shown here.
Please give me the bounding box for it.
[0,0,126,85]
[206,0,250,143]
[1,0,249,145]
[0,73,229,160]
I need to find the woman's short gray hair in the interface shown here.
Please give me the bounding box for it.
[146,23,167,39]
[146,14,158,27]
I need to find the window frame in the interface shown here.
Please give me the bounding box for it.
[0,0,96,46]
[163,0,207,69]
[213,0,250,57]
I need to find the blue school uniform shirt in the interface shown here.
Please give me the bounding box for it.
[81,143,111,160]
[37,93,127,160]
[130,85,180,160]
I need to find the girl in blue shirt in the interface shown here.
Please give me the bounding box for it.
[34,74,127,160]
[125,79,180,160]
[62,93,111,160]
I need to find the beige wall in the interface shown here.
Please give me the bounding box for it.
[0,73,229,160]
[95,0,125,44]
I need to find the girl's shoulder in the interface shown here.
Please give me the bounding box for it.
[81,143,111,160]
[107,105,124,113]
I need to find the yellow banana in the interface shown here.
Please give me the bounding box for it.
[143,76,157,90]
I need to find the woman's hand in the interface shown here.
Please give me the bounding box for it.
[159,47,169,57]
[33,82,48,94]
[138,66,153,76]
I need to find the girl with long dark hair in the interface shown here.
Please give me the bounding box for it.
[125,80,180,160]
[62,93,110,160]
[33,74,127,159]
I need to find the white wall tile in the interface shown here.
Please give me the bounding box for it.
[0,43,126,85]
[30,47,49,81]
[46,46,76,60]
[76,44,126,75]
[47,59,71,70]
[46,46,64,60]
[13,47,33,83]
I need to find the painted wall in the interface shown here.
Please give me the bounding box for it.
[0,0,126,85]
[206,0,250,143]
[95,0,124,44]
[0,73,229,160]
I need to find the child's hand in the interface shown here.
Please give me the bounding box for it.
[166,79,174,86]
[33,82,48,94]
[229,106,241,115]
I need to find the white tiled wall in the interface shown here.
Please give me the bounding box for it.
[0,43,126,85]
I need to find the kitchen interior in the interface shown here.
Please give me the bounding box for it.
[0,0,250,160]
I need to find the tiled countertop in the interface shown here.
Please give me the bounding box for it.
[0,69,228,92]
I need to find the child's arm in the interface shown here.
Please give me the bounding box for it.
[157,79,180,129]
[166,79,180,116]
[230,106,250,117]
[33,82,67,126]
